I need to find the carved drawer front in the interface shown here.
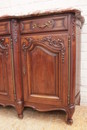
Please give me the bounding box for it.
[20,15,68,34]
[0,21,10,35]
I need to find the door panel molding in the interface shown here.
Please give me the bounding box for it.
[0,37,14,101]
[21,34,68,106]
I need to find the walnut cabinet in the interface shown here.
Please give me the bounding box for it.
[0,9,83,124]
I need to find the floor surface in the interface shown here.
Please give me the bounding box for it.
[0,105,87,130]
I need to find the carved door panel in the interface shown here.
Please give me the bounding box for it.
[21,34,68,106]
[0,37,14,101]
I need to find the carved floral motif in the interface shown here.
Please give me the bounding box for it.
[22,36,65,63]
[41,36,65,63]
[0,38,9,56]
[12,19,18,43]
[22,38,33,51]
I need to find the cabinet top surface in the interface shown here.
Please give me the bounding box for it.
[0,8,84,22]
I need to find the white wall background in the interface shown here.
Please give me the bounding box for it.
[0,0,87,106]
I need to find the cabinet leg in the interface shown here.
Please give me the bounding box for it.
[66,105,75,125]
[18,113,23,119]
[15,100,24,119]
[78,95,80,105]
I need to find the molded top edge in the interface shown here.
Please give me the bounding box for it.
[0,8,84,23]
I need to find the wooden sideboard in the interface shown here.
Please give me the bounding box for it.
[0,9,84,124]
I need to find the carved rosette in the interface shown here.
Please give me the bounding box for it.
[0,38,9,56]
[12,19,18,43]
[22,36,65,63]
[22,38,34,51]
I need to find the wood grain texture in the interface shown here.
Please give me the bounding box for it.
[0,21,10,35]
[20,15,68,34]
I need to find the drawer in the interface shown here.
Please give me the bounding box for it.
[20,15,68,34]
[0,21,10,35]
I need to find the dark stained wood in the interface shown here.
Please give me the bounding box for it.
[0,9,84,124]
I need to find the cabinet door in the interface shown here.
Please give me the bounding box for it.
[21,34,68,106]
[0,37,14,102]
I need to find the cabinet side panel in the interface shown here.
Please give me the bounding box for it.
[75,19,81,104]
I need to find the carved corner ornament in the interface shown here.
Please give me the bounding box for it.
[41,36,65,63]
[22,37,34,51]
[0,38,9,56]
[22,36,65,63]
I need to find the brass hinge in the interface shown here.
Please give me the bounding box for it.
[68,36,71,105]
[11,38,16,100]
